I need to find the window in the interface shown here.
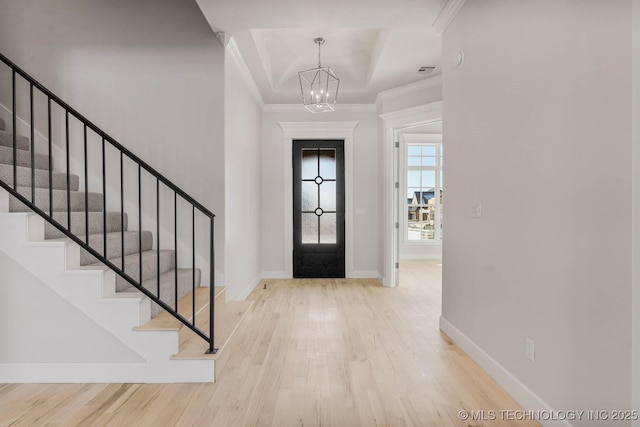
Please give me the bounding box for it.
[406,143,443,241]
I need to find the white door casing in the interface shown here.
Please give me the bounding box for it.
[279,121,358,278]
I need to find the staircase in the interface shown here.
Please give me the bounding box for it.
[0,55,253,383]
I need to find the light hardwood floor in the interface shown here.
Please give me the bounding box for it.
[0,260,539,426]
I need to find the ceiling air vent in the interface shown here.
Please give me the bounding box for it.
[417,66,435,75]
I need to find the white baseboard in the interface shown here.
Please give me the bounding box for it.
[0,360,214,383]
[262,270,382,282]
[262,270,289,279]
[234,273,262,301]
[350,270,382,281]
[400,254,442,260]
[439,316,572,427]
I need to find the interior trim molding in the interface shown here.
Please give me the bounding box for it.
[261,271,288,279]
[402,133,443,143]
[439,316,572,427]
[225,36,265,107]
[375,75,443,109]
[379,101,443,122]
[234,273,262,301]
[381,102,442,287]
[432,0,467,35]
[399,254,442,260]
[350,271,382,281]
[279,121,359,279]
[263,104,376,113]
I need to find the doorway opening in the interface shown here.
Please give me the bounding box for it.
[381,102,442,287]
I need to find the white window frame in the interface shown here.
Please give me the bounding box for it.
[400,133,443,244]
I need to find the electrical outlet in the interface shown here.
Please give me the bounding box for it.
[470,202,482,219]
[525,338,535,362]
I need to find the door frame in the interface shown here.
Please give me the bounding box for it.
[292,139,346,278]
[279,121,358,279]
[381,102,442,287]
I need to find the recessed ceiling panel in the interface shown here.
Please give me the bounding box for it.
[251,28,382,92]
[195,0,447,103]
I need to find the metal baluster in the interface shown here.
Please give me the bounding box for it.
[84,125,88,244]
[139,164,142,284]
[121,151,125,273]
[192,205,195,327]
[102,138,107,257]
[207,215,217,354]
[65,111,70,229]
[48,98,52,217]
[12,70,16,190]
[157,177,160,299]
[29,84,34,203]
[174,192,178,312]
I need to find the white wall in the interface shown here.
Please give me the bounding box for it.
[224,43,263,300]
[633,0,640,423]
[0,0,226,285]
[441,1,632,425]
[0,251,143,364]
[261,108,379,277]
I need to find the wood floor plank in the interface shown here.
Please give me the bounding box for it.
[0,260,539,426]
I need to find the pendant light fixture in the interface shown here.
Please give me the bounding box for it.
[298,37,340,113]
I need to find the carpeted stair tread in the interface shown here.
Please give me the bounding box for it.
[0,164,79,191]
[122,268,202,318]
[80,230,153,266]
[46,211,128,239]
[89,249,175,292]
[0,130,30,151]
[0,145,49,170]
[9,187,103,213]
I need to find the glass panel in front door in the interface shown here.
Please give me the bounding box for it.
[300,148,337,244]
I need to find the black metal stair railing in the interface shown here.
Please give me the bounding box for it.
[0,52,217,355]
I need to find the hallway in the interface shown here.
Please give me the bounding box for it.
[0,260,538,426]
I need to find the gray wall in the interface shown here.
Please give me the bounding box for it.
[0,0,226,284]
[442,1,632,424]
[633,0,640,423]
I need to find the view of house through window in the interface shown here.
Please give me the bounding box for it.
[406,143,443,241]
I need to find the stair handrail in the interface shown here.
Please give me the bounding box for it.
[0,52,217,354]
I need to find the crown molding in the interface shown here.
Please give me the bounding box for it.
[225,36,265,107]
[263,104,376,113]
[278,121,359,139]
[379,101,443,122]
[374,75,443,108]
[432,0,466,35]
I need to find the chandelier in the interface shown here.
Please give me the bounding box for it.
[298,37,340,113]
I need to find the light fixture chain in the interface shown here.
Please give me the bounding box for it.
[318,40,322,67]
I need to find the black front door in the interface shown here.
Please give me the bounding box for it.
[293,140,345,278]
